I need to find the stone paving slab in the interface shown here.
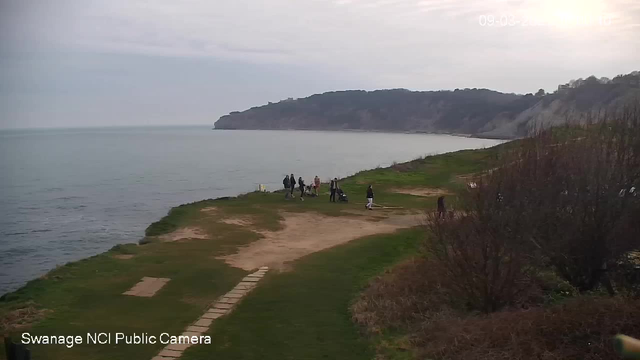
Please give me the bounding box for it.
[213,302,233,309]
[194,318,213,327]
[181,331,202,337]
[185,325,208,333]
[166,343,192,351]
[201,312,223,320]
[217,297,239,304]
[235,283,255,289]
[259,266,269,270]
[242,277,260,282]
[208,308,229,314]
[158,349,182,358]
[123,277,170,297]
[151,357,174,360]
[225,292,244,298]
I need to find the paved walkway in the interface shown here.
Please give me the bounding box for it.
[151,267,269,360]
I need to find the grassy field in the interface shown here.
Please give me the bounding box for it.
[182,229,423,360]
[0,144,504,360]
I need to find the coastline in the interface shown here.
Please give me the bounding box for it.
[211,127,517,140]
[0,133,506,299]
[0,142,507,359]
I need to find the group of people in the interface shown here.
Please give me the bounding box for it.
[283,174,323,201]
[282,174,377,209]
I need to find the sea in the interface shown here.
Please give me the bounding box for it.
[0,126,503,295]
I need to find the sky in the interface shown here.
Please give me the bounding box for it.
[0,0,638,129]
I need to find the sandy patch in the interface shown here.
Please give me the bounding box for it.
[200,206,218,214]
[158,227,209,242]
[220,217,253,227]
[392,187,451,197]
[218,212,422,271]
[113,254,134,260]
[123,277,170,297]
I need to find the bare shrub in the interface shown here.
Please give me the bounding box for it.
[417,296,640,360]
[516,106,640,292]
[425,205,539,313]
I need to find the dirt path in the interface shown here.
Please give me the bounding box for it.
[217,211,422,271]
[391,187,451,197]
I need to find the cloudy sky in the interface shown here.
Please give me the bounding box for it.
[1,0,638,129]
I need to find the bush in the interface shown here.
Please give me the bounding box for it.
[425,209,539,313]
[433,105,640,299]
[417,296,640,360]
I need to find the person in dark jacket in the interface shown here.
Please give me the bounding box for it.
[366,185,374,210]
[437,196,446,219]
[330,178,338,202]
[298,177,306,201]
[283,175,290,199]
[290,174,296,197]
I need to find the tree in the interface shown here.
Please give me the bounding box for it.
[535,89,546,97]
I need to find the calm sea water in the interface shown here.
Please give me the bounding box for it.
[0,126,503,295]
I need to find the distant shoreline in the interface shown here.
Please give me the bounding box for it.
[211,127,516,140]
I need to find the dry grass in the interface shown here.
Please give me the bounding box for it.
[417,296,640,360]
[352,256,640,360]
[351,257,457,334]
[1,301,50,334]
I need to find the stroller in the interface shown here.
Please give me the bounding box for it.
[337,188,348,202]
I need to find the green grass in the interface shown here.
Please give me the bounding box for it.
[182,228,423,360]
[0,141,509,359]
[1,240,246,360]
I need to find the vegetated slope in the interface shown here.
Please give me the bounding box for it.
[214,71,640,138]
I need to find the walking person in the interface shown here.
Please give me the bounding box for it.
[298,177,306,201]
[283,175,290,199]
[437,196,446,219]
[289,174,296,198]
[330,178,338,202]
[366,185,374,210]
[314,175,321,196]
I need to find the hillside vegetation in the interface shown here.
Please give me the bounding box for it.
[215,71,640,138]
[353,105,640,359]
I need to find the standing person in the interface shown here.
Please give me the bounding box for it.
[366,185,374,210]
[437,196,446,219]
[283,175,290,199]
[330,178,338,202]
[314,175,321,196]
[290,174,296,198]
[298,177,306,201]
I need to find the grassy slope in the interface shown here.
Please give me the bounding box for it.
[0,144,505,359]
[182,229,423,360]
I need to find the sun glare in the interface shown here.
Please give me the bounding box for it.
[526,0,612,27]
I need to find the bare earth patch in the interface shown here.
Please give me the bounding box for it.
[200,206,218,214]
[391,187,451,197]
[220,217,253,227]
[158,227,209,242]
[113,254,134,260]
[218,212,421,271]
[123,277,171,297]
